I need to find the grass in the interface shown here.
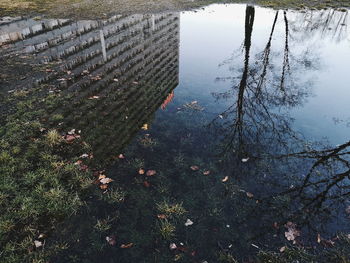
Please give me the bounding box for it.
[0,0,349,18]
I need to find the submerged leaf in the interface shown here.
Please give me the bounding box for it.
[146,170,157,176]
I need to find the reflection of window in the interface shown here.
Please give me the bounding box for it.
[161,91,174,110]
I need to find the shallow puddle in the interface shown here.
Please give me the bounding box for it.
[1,4,350,262]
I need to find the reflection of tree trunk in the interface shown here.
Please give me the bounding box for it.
[280,11,290,92]
[237,6,255,128]
[234,6,255,150]
[256,11,279,93]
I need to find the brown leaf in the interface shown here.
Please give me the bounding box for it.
[138,169,145,175]
[203,170,210,175]
[146,170,157,176]
[143,181,151,188]
[279,246,286,252]
[141,124,148,130]
[190,165,199,171]
[120,243,133,248]
[118,154,125,159]
[99,184,108,190]
[157,214,167,219]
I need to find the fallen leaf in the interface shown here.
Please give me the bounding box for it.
[99,184,108,190]
[88,95,100,99]
[120,243,133,248]
[146,170,157,176]
[98,174,106,180]
[138,169,145,175]
[157,214,167,219]
[317,234,321,243]
[34,240,42,248]
[242,158,250,163]
[141,124,148,130]
[100,177,114,184]
[190,166,199,171]
[106,235,116,246]
[169,243,177,250]
[246,192,254,198]
[284,222,301,242]
[203,170,210,175]
[222,176,229,182]
[280,246,286,252]
[143,181,151,188]
[185,219,194,226]
[118,154,125,159]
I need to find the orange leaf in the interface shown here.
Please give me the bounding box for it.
[100,184,108,190]
[138,169,145,175]
[120,243,133,248]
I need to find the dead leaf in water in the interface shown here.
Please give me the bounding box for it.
[190,166,199,171]
[146,170,156,176]
[106,235,116,246]
[120,243,133,248]
[284,222,301,242]
[222,176,229,182]
[246,192,254,198]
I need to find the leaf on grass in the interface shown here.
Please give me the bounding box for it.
[100,177,114,184]
[143,181,151,188]
[279,246,286,252]
[203,170,210,175]
[34,240,42,248]
[242,158,250,163]
[138,169,145,175]
[118,154,125,159]
[88,95,100,99]
[157,214,167,219]
[141,124,148,130]
[222,176,229,182]
[100,184,108,190]
[120,243,133,248]
[190,166,199,171]
[146,170,156,176]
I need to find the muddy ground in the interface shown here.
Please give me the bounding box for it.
[0,0,349,19]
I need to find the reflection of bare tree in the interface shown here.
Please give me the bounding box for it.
[289,9,349,42]
[212,6,311,161]
[212,6,350,230]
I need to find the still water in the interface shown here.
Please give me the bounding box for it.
[0,4,350,262]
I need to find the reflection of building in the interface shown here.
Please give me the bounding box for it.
[0,14,180,161]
